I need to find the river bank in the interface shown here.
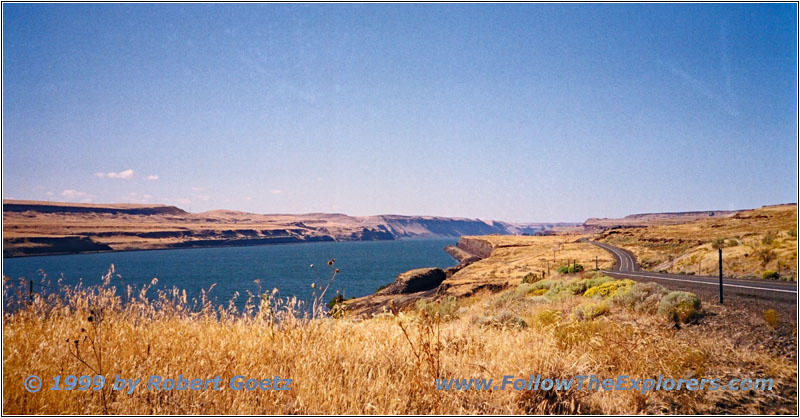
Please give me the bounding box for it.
[3,200,565,258]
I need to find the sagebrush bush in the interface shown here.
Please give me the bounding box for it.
[474,310,528,329]
[571,302,608,321]
[557,263,584,274]
[612,282,669,314]
[545,279,587,299]
[658,291,702,324]
[416,296,459,321]
[516,280,557,297]
[583,279,635,299]
[762,270,780,280]
[584,274,615,289]
[521,272,540,284]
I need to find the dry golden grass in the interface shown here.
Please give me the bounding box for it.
[442,235,614,297]
[4,268,795,414]
[599,205,797,279]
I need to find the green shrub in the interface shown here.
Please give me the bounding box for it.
[726,239,739,247]
[491,288,545,311]
[416,296,459,321]
[613,282,669,314]
[326,293,346,309]
[762,270,780,280]
[788,228,797,238]
[571,302,608,321]
[583,279,635,299]
[517,282,551,296]
[711,237,726,249]
[557,264,584,274]
[528,279,558,291]
[764,309,780,329]
[658,291,702,324]
[531,275,614,301]
[521,272,540,284]
[584,274,615,289]
[544,278,587,299]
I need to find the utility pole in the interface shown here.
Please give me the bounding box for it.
[718,248,723,304]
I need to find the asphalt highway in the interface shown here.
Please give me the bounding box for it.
[583,239,797,305]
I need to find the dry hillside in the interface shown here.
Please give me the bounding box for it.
[597,204,797,279]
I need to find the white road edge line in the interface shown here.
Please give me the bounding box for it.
[603,271,798,294]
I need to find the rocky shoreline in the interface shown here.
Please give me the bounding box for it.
[344,237,489,317]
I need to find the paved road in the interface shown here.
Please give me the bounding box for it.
[583,239,797,305]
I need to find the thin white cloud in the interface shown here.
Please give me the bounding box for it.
[123,192,154,204]
[96,169,135,179]
[146,174,159,181]
[61,189,96,203]
[270,189,282,195]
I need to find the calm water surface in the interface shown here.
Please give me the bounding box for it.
[2,238,457,310]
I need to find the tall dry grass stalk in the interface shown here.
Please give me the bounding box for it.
[2,268,795,414]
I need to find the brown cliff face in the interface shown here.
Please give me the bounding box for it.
[454,236,494,258]
[375,268,446,295]
[4,200,561,257]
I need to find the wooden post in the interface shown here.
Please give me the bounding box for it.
[546,260,549,276]
[28,280,33,305]
[595,256,598,271]
[718,248,723,304]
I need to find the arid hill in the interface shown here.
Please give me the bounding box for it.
[597,204,797,278]
[2,200,573,257]
[584,209,741,230]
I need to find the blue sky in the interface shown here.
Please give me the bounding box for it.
[2,3,797,222]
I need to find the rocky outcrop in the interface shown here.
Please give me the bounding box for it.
[377,268,446,295]
[344,267,447,317]
[455,237,494,259]
[444,245,480,264]
[3,236,112,257]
